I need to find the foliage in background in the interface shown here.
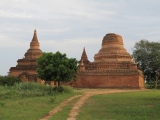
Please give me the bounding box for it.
[36,51,78,87]
[0,76,21,86]
[132,40,160,88]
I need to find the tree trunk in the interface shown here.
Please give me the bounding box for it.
[155,72,159,89]
[155,80,158,89]
[149,74,152,88]
[155,74,158,89]
[58,81,60,88]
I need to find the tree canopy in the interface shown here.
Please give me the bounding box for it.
[132,40,160,88]
[36,51,78,87]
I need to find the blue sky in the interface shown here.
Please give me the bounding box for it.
[0,0,160,75]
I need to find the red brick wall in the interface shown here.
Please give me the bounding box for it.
[9,70,43,83]
[69,74,145,88]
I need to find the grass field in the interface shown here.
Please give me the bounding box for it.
[0,83,80,120]
[1,83,160,120]
[77,90,160,120]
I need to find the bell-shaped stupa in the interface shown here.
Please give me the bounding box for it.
[9,29,42,82]
[72,33,144,88]
[94,33,131,62]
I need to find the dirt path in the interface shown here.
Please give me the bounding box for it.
[67,89,144,120]
[39,89,145,120]
[39,95,82,120]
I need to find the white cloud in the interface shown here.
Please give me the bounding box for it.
[1,0,160,75]
[0,10,32,19]
[39,28,71,34]
[0,34,29,48]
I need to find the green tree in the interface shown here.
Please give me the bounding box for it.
[36,51,78,88]
[132,40,160,88]
[0,76,21,86]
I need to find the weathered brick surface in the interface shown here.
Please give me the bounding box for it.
[9,32,145,88]
[76,33,145,88]
[69,74,144,88]
[9,30,43,83]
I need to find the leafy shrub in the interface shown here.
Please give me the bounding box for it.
[52,85,74,93]
[0,82,75,99]
[145,83,160,89]
[14,82,54,97]
[0,76,21,86]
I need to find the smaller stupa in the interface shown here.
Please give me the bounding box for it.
[9,29,42,82]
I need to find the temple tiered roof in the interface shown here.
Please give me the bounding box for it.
[9,30,42,82]
[24,29,42,59]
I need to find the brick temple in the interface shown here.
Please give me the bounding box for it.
[9,30,43,83]
[70,33,144,88]
[9,31,144,88]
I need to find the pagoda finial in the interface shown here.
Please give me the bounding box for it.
[80,47,90,64]
[83,47,86,53]
[33,29,37,40]
[82,47,87,59]
[30,29,39,49]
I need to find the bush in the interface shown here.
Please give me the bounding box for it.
[0,82,75,99]
[0,76,21,86]
[145,82,160,89]
[14,82,54,97]
[52,85,74,93]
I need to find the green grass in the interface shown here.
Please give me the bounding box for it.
[1,83,160,120]
[77,90,160,120]
[0,94,78,120]
[0,83,80,120]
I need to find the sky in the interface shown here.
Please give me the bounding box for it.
[1,0,160,75]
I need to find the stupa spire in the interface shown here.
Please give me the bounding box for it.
[30,29,39,49]
[81,47,88,60]
[24,29,42,59]
[79,47,90,65]
[32,29,38,41]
